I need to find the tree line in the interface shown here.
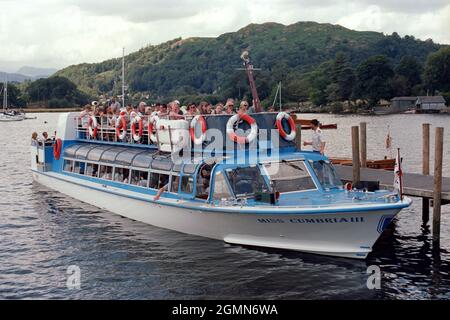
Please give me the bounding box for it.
[2,46,450,110]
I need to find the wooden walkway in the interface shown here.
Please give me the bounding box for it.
[335,165,450,201]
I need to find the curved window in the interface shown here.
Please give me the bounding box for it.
[309,160,342,190]
[212,172,232,200]
[113,167,130,184]
[130,170,148,187]
[99,165,113,180]
[180,176,194,194]
[263,160,316,193]
[226,166,268,197]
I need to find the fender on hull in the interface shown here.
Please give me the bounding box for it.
[32,171,400,259]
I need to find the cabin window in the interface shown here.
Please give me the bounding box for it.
[73,161,85,175]
[149,172,169,189]
[170,175,180,192]
[226,166,268,197]
[309,160,343,190]
[99,165,113,180]
[63,159,73,172]
[212,172,233,200]
[86,163,99,177]
[180,176,194,194]
[114,167,130,184]
[263,160,316,193]
[130,170,149,187]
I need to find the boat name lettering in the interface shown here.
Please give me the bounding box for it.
[257,217,364,224]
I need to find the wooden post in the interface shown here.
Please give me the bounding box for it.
[295,123,302,151]
[352,126,360,183]
[422,123,430,224]
[432,127,444,245]
[360,122,367,168]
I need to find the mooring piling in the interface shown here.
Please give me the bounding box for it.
[337,123,447,243]
[432,127,444,245]
[360,122,367,168]
[351,126,360,183]
[422,123,430,224]
[295,123,302,151]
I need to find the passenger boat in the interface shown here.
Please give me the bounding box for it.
[30,54,412,259]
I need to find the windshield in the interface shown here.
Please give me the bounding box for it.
[263,160,316,193]
[309,160,343,190]
[225,166,268,197]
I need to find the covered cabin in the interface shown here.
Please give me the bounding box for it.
[416,96,446,111]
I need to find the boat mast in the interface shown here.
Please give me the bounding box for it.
[122,47,125,108]
[3,76,7,111]
[241,51,262,113]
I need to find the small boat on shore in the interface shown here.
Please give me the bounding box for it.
[329,158,396,171]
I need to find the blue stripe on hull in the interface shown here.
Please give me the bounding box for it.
[32,170,410,215]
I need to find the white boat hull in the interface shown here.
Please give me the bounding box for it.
[32,171,404,259]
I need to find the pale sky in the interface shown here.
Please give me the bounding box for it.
[1,0,449,73]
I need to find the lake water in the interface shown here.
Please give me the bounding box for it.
[0,113,449,299]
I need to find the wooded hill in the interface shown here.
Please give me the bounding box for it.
[48,22,448,106]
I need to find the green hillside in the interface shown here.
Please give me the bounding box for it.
[55,21,443,103]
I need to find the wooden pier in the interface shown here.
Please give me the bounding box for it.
[328,122,447,246]
[335,165,450,201]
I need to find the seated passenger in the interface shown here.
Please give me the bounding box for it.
[197,167,211,198]
[114,168,124,182]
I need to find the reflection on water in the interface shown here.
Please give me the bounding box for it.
[0,113,449,299]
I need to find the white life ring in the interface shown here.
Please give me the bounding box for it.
[147,115,159,143]
[87,115,98,138]
[226,113,258,144]
[131,114,143,142]
[190,115,207,145]
[115,115,127,140]
[276,112,296,141]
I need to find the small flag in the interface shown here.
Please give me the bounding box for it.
[393,148,403,199]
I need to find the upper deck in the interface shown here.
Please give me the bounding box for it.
[69,112,297,156]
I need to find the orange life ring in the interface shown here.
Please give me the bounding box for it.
[226,113,258,144]
[131,115,143,142]
[276,112,296,141]
[147,115,159,143]
[53,138,62,160]
[115,115,127,140]
[190,115,207,145]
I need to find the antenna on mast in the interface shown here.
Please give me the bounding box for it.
[122,47,125,108]
[240,50,262,113]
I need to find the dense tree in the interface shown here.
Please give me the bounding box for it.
[0,82,26,108]
[423,47,450,93]
[330,52,355,101]
[395,55,423,88]
[355,55,394,106]
[26,76,89,107]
